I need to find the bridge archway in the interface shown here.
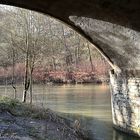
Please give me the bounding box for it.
[0,0,140,136]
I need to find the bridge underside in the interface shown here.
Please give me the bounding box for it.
[0,0,140,136]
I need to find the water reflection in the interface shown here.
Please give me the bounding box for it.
[0,84,139,140]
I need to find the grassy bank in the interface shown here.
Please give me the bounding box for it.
[0,97,89,140]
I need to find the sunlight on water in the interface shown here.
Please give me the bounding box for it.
[0,84,139,140]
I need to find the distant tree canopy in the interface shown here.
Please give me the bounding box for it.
[0,5,110,102]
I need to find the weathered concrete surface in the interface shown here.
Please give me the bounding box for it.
[110,70,140,136]
[69,17,140,69]
[0,0,140,70]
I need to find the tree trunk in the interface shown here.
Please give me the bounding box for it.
[12,48,17,99]
[29,68,33,104]
[22,90,27,102]
[75,45,80,70]
[22,54,29,102]
[29,74,32,104]
[87,45,95,72]
[75,35,80,70]
[12,82,17,99]
[22,30,30,103]
[61,25,73,80]
[5,70,7,95]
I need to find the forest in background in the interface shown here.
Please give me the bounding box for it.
[0,5,110,102]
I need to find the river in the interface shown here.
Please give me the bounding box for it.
[0,84,140,140]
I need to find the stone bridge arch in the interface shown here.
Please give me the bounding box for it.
[0,0,140,137]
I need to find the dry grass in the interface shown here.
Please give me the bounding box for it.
[0,96,50,119]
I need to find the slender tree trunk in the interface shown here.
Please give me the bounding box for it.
[61,25,73,81]
[22,56,29,103]
[11,49,17,99]
[13,86,17,99]
[28,57,34,105]
[22,55,30,103]
[48,19,57,72]
[22,90,27,102]
[75,35,80,70]
[29,71,33,104]
[29,48,35,104]
[52,57,56,71]
[22,31,30,103]
[87,44,94,72]
[75,45,80,70]
[22,55,28,102]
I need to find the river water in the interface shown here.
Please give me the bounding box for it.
[0,84,140,140]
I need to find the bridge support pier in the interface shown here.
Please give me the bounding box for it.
[110,69,140,136]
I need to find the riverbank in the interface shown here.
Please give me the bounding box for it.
[0,97,89,140]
